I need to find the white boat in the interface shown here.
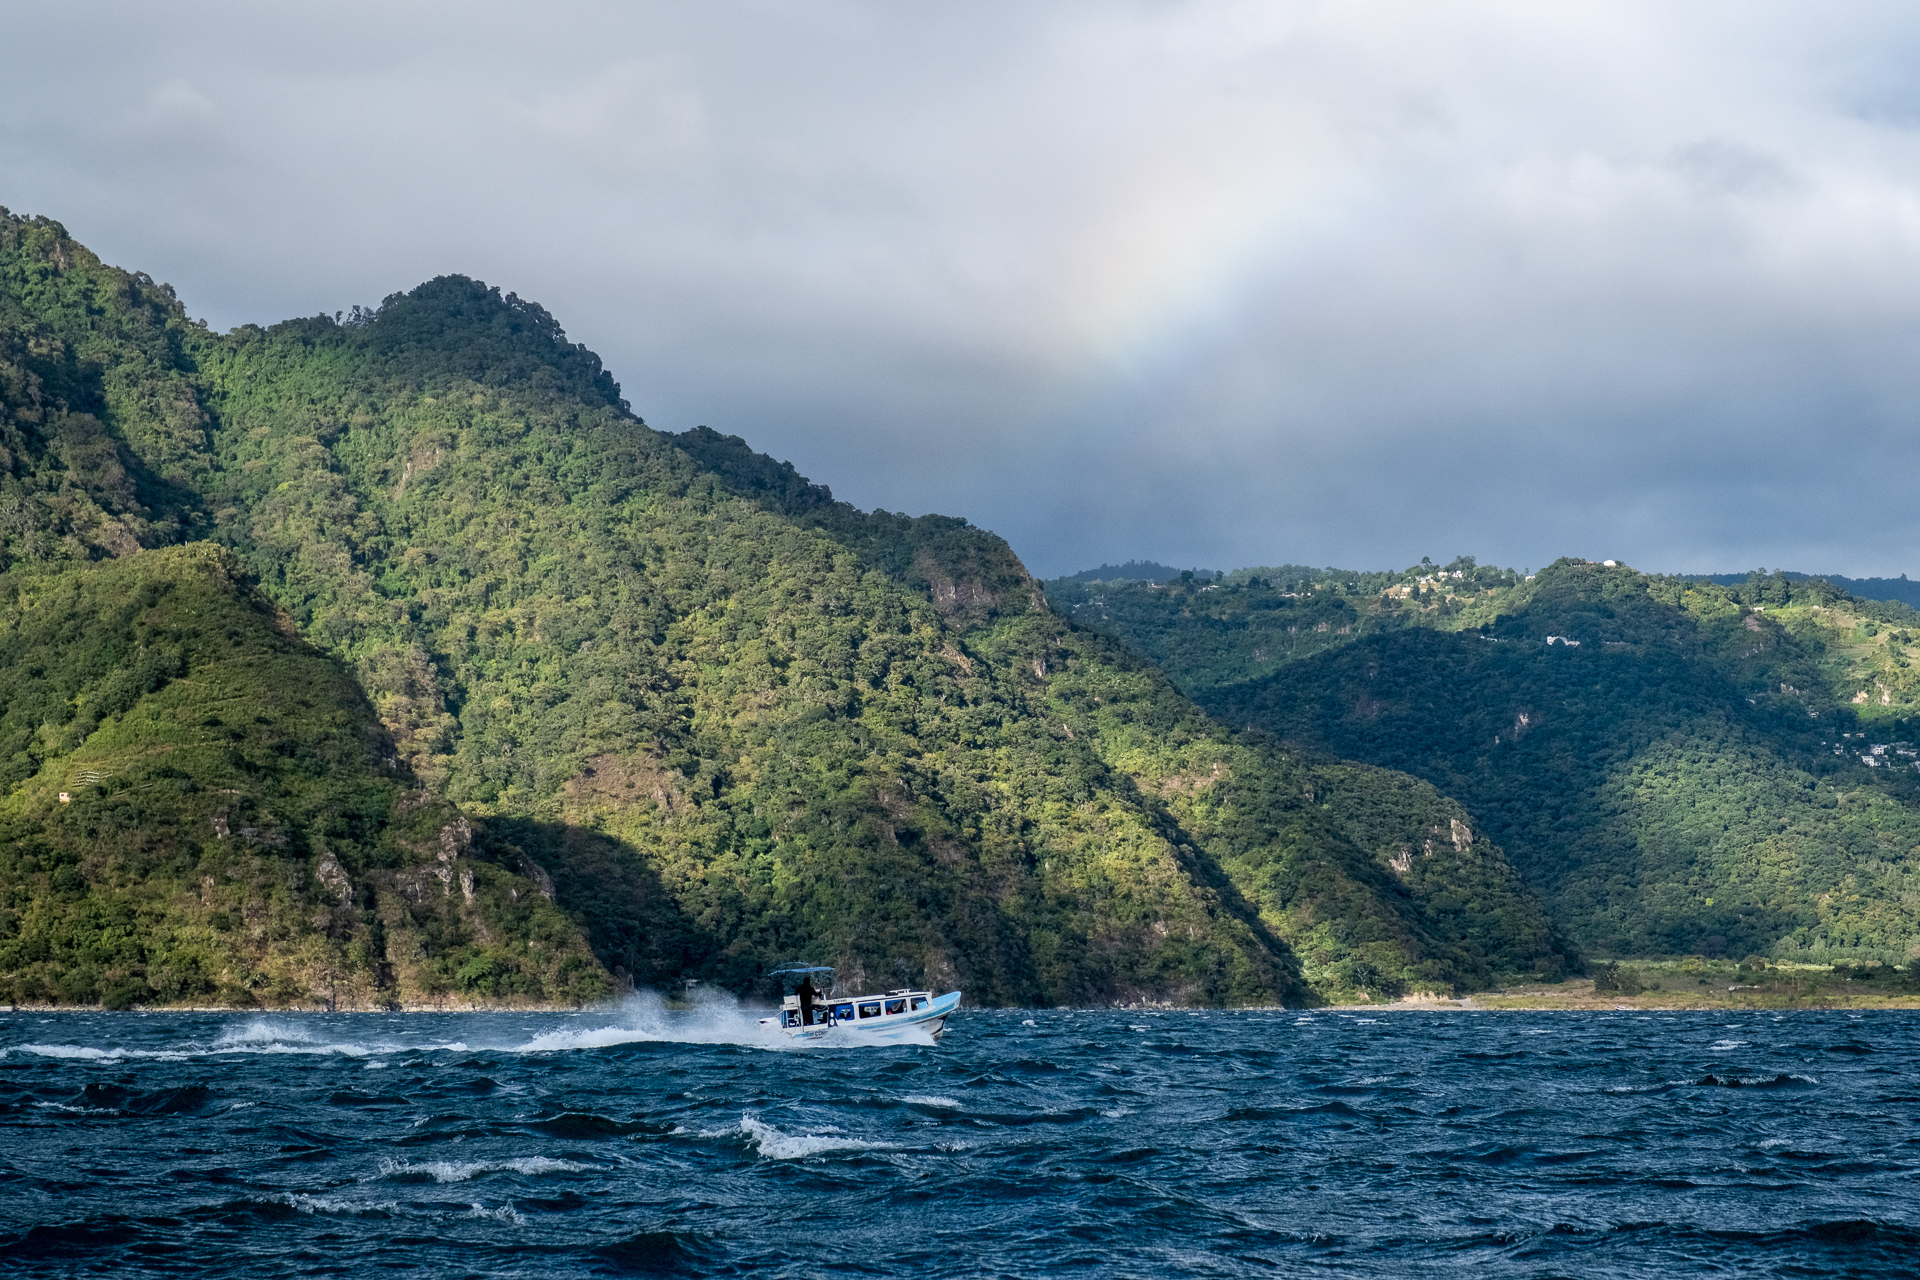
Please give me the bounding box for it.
[757,965,960,1042]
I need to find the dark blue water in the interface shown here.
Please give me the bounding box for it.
[2,1003,1917,1277]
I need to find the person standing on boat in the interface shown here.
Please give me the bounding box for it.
[797,973,818,1025]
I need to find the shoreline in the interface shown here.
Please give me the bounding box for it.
[5,995,1920,1015]
[1348,979,1920,1013]
[8,964,1920,1016]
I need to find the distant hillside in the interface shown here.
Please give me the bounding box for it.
[1046,556,1523,694]
[0,208,1575,1006]
[1690,571,1920,612]
[1056,561,1218,584]
[1053,558,1920,964]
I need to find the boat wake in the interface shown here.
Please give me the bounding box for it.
[512,992,795,1052]
[0,991,935,1063]
[3,1022,418,1063]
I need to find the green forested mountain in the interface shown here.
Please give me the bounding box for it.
[0,209,1573,1008]
[1051,559,1920,963]
[1047,556,1525,694]
[0,546,604,1008]
[1691,570,1920,612]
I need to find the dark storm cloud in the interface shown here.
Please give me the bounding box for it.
[5,1,1920,577]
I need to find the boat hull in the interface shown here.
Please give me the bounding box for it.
[761,990,961,1043]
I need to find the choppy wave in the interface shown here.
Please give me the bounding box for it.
[286,1194,401,1217]
[375,1156,591,1183]
[3,1007,1917,1276]
[466,1201,527,1226]
[1694,1072,1819,1089]
[8,1042,192,1062]
[735,1113,902,1160]
[6,1020,419,1063]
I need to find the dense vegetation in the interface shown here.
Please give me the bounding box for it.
[0,209,1574,1007]
[1053,561,1218,584]
[1053,558,1920,964]
[1047,556,1521,693]
[1690,571,1920,612]
[0,547,602,1008]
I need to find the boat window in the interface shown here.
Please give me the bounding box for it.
[783,1010,801,1028]
[885,999,906,1015]
[832,1003,854,1022]
[910,996,927,1011]
[858,1002,882,1019]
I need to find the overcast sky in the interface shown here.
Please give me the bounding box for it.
[5,2,1920,577]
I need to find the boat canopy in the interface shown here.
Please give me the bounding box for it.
[768,963,835,979]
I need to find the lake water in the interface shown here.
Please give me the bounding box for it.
[1,1003,1916,1277]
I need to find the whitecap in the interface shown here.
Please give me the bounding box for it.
[737,1113,900,1160]
[17,1045,117,1061]
[376,1156,589,1183]
[468,1202,527,1226]
[12,1044,191,1062]
[902,1094,961,1108]
[209,1021,396,1058]
[1021,1019,1037,1027]
[12,1021,435,1064]
[215,1020,320,1047]
[1708,1040,1748,1051]
[287,1193,401,1216]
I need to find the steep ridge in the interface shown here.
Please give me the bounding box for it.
[0,208,1572,1004]
[1064,556,1920,963]
[679,429,1572,993]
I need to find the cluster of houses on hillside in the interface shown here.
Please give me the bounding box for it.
[1384,570,1470,601]
[1835,735,1919,768]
